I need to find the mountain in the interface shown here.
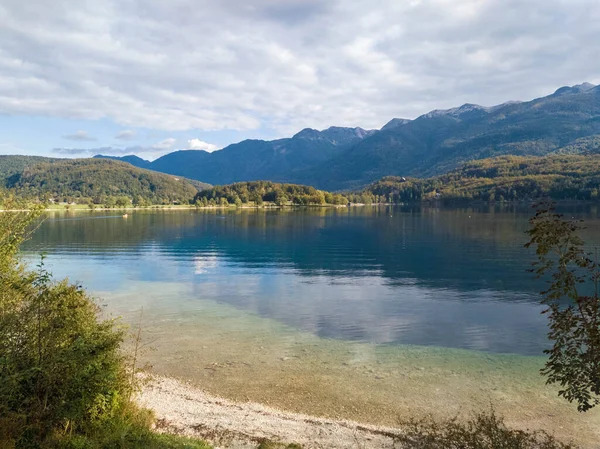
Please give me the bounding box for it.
[95,83,600,191]
[303,83,600,190]
[380,118,412,131]
[1,157,208,205]
[95,126,375,185]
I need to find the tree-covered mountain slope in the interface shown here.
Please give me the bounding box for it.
[1,157,209,205]
[356,154,600,203]
[0,155,58,182]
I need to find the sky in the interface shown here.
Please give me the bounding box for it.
[0,0,599,160]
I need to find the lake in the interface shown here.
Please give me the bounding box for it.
[21,205,600,445]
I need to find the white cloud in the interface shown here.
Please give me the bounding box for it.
[152,138,176,150]
[53,144,173,160]
[187,139,219,152]
[63,130,96,141]
[115,129,135,140]
[0,0,598,133]
[0,142,29,155]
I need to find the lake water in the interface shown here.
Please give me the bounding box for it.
[23,205,600,355]
[20,205,600,445]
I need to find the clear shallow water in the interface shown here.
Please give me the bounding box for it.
[21,204,600,356]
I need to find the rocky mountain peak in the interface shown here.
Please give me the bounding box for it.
[381,118,411,131]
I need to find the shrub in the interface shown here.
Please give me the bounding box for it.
[0,204,211,448]
[396,410,573,449]
[0,206,129,446]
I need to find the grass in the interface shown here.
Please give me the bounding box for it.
[45,408,214,449]
[56,433,213,449]
[148,434,213,448]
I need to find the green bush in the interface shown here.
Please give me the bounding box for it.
[0,204,211,448]
[0,205,127,446]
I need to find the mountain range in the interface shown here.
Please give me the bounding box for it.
[97,83,600,191]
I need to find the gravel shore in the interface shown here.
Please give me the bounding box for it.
[138,375,405,449]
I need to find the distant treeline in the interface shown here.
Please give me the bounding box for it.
[194,181,349,206]
[352,155,600,204]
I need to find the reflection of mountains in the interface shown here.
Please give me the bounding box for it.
[25,206,584,295]
[192,207,547,295]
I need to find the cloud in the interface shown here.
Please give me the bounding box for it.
[0,0,599,134]
[0,142,29,154]
[63,130,96,141]
[115,130,135,140]
[187,139,219,152]
[53,147,112,156]
[52,145,169,159]
[52,137,219,159]
[151,138,176,150]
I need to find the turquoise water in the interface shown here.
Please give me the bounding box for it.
[22,204,600,356]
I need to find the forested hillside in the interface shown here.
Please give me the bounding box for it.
[0,155,57,181]
[354,154,600,203]
[0,157,208,206]
[195,181,349,206]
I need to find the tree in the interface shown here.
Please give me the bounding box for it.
[252,193,264,206]
[133,195,148,207]
[104,196,116,208]
[115,196,131,208]
[525,204,600,411]
[274,190,288,206]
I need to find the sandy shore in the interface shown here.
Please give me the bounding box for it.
[138,375,406,449]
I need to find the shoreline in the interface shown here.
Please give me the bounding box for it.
[138,374,406,449]
[1,204,358,213]
[97,280,598,448]
[2,198,599,213]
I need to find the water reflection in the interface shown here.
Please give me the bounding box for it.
[22,205,600,355]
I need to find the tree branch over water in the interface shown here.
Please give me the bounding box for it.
[526,202,600,412]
